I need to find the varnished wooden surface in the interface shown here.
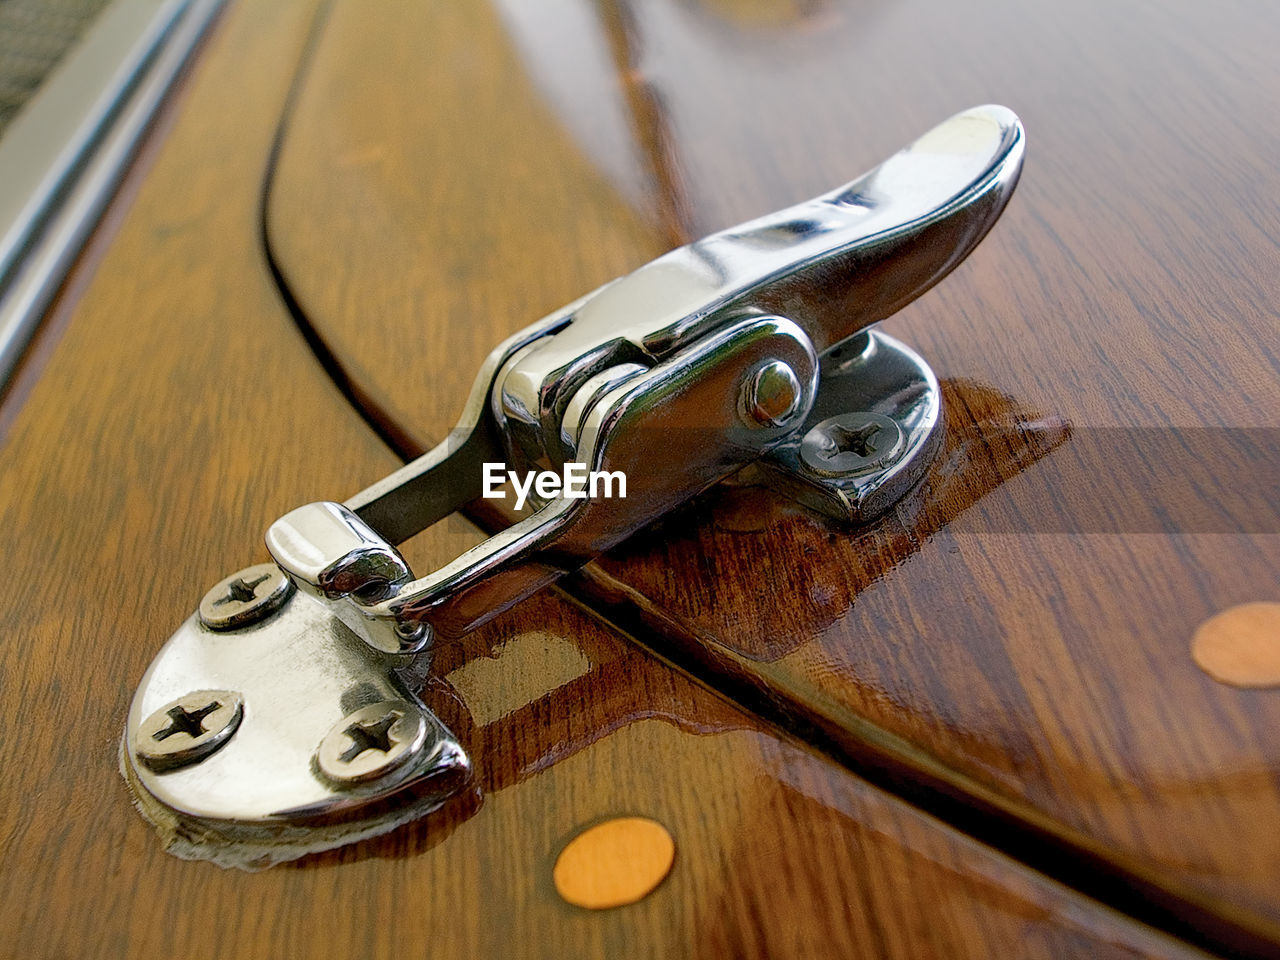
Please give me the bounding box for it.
[263,0,1280,952]
[0,1,1212,957]
[266,0,671,449]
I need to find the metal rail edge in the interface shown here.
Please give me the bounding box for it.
[0,0,227,390]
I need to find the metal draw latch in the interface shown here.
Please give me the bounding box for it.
[123,105,1024,861]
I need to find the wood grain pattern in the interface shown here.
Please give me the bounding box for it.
[0,1,1209,957]
[266,0,672,449]
[262,0,1280,952]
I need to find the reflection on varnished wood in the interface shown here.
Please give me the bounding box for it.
[271,610,1200,960]
[601,378,1067,661]
[430,616,747,793]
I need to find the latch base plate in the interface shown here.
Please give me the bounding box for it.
[761,330,942,523]
[123,583,469,868]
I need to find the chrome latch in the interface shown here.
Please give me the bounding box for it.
[124,105,1024,863]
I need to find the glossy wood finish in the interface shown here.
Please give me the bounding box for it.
[263,0,1280,951]
[266,0,670,451]
[0,1,1209,957]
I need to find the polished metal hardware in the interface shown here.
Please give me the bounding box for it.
[315,700,434,786]
[124,105,1024,862]
[762,331,942,522]
[197,562,294,630]
[135,690,244,772]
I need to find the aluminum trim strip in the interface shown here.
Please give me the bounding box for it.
[0,0,226,389]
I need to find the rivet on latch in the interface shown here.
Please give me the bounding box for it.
[799,412,905,478]
[741,359,804,428]
[134,690,243,771]
[197,562,293,630]
[315,700,430,786]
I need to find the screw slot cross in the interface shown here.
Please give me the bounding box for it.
[153,700,220,742]
[825,420,883,460]
[338,711,401,763]
[212,573,270,607]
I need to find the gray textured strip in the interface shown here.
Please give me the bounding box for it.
[0,0,224,390]
[0,0,114,134]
